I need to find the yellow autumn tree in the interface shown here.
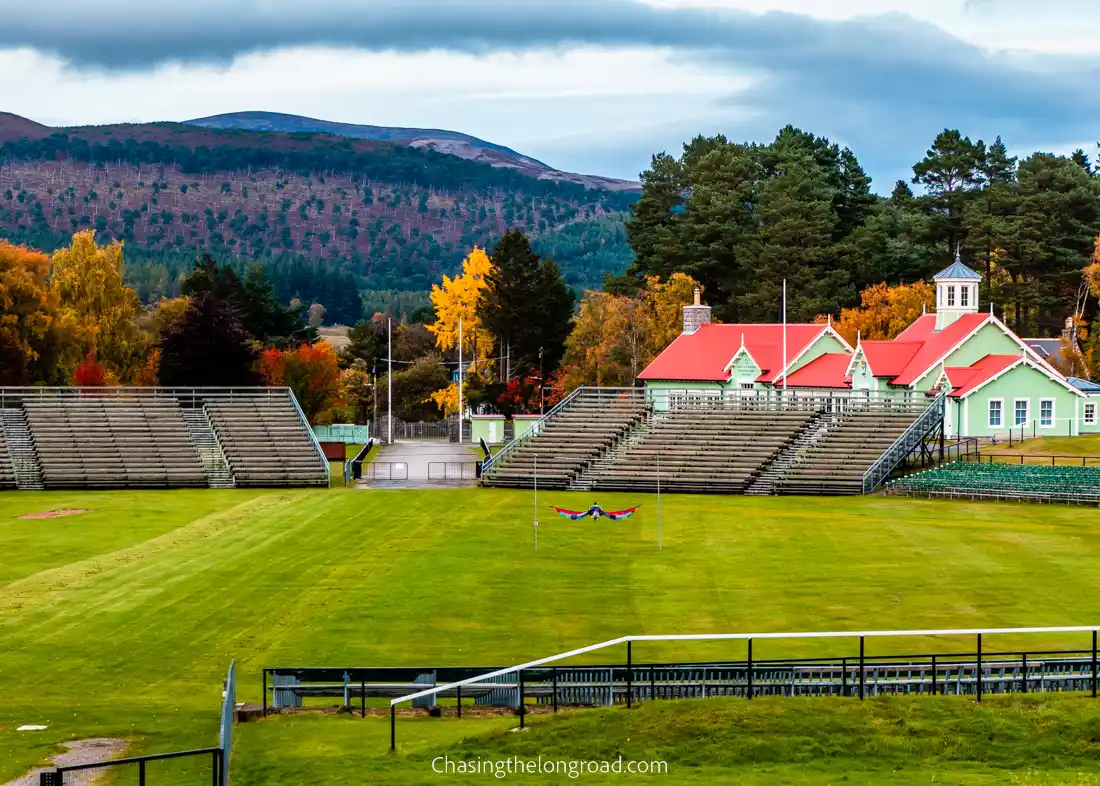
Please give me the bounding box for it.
[428,246,496,415]
[827,280,935,345]
[0,240,71,384]
[50,231,142,381]
[559,273,702,390]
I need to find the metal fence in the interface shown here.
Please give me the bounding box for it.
[42,749,224,786]
[40,663,235,785]
[313,424,371,443]
[386,625,1100,749]
[376,416,457,443]
[358,462,408,482]
[427,462,478,481]
[220,661,235,786]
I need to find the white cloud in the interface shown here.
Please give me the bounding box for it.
[0,46,752,176]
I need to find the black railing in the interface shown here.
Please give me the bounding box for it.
[42,748,223,786]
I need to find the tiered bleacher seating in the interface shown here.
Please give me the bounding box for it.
[775,406,924,495]
[590,407,817,493]
[481,393,647,489]
[23,398,207,489]
[206,397,328,487]
[887,462,1100,504]
[0,428,16,490]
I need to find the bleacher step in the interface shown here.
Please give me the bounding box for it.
[181,408,236,489]
[0,409,45,490]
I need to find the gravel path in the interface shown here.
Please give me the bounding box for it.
[5,738,126,786]
[357,440,479,489]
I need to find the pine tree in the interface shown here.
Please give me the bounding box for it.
[911,129,988,256]
[158,293,259,386]
[479,230,575,380]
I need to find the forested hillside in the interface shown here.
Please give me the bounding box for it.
[0,119,638,324]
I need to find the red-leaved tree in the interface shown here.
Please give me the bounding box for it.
[259,342,341,423]
[72,353,108,386]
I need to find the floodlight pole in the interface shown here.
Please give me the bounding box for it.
[782,278,788,392]
[387,318,393,445]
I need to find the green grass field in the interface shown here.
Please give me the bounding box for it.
[4,486,1100,783]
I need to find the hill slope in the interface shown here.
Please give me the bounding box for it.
[0,112,637,319]
[186,111,641,192]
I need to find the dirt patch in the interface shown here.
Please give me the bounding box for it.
[4,738,126,786]
[15,509,92,520]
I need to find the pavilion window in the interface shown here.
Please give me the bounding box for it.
[947,286,956,307]
[1040,399,1054,428]
[988,399,1003,428]
[1085,403,1097,426]
[960,287,969,307]
[1014,399,1028,427]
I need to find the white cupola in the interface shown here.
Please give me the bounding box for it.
[933,250,982,331]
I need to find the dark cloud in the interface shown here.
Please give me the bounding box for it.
[2,0,1096,188]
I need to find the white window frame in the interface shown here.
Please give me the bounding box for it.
[1085,402,1097,426]
[1039,398,1055,429]
[739,382,755,391]
[988,398,1004,428]
[1013,398,1029,428]
[960,286,969,308]
[947,285,956,307]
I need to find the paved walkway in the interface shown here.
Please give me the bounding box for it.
[356,440,479,489]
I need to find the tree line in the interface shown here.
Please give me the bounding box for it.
[624,126,1100,339]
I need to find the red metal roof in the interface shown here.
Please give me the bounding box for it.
[888,313,992,386]
[637,323,829,382]
[859,341,922,378]
[943,354,1021,397]
[783,352,852,388]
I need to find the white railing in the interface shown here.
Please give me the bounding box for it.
[480,385,589,474]
[388,624,1100,748]
[286,389,331,486]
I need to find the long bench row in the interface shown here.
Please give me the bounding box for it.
[0,391,328,490]
[887,462,1100,504]
[481,394,648,489]
[591,409,815,493]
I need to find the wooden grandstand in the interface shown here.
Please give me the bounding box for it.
[480,387,944,496]
[0,387,329,490]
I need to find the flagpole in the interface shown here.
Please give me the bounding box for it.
[387,317,393,444]
[458,317,463,444]
[782,279,788,393]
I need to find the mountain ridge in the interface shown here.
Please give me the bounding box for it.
[185,110,640,192]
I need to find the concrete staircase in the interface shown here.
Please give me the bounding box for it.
[181,408,235,489]
[744,410,832,496]
[0,408,44,490]
[569,413,660,491]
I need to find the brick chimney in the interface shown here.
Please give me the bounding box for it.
[682,287,712,335]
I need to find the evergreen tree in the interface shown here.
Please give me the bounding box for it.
[158,293,259,386]
[479,230,575,379]
[911,129,988,256]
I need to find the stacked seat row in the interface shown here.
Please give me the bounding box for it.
[591,408,816,493]
[481,395,648,489]
[22,398,207,489]
[0,429,15,489]
[206,398,328,487]
[887,462,1100,504]
[776,408,924,495]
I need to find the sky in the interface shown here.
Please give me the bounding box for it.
[0,0,1096,188]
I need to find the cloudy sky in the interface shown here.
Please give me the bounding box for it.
[0,0,1096,188]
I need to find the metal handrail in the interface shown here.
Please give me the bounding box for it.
[481,385,590,474]
[861,392,945,494]
[286,389,331,485]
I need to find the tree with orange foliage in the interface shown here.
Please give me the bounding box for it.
[825,280,935,345]
[259,342,342,423]
[0,240,70,384]
[558,273,702,390]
